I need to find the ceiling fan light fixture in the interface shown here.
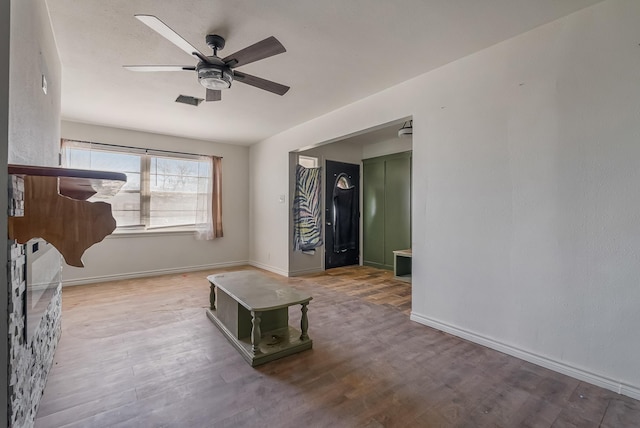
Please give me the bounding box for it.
[198,66,233,90]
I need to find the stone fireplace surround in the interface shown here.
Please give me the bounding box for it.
[7,175,62,427]
[6,167,125,426]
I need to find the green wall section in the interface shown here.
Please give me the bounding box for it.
[362,151,411,270]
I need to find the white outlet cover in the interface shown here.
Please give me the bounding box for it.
[278,194,286,203]
[41,74,47,95]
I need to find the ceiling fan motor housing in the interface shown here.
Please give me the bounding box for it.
[206,34,226,52]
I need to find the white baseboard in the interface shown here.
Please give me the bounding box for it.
[247,261,289,277]
[410,312,640,401]
[61,260,249,287]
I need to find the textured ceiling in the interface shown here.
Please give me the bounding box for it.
[46,0,602,145]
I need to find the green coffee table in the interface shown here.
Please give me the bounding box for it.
[206,271,313,366]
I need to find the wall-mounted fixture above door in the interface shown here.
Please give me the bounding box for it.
[398,120,413,138]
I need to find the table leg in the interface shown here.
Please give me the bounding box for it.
[300,303,309,341]
[251,311,262,354]
[209,282,216,310]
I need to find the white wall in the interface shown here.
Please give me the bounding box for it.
[61,121,250,284]
[0,0,9,424]
[7,0,61,293]
[9,0,61,167]
[250,0,640,398]
[362,136,412,159]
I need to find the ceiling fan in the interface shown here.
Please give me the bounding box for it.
[124,15,290,102]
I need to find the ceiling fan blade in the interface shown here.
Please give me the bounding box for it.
[135,14,207,59]
[234,71,289,96]
[124,65,196,72]
[223,36,286,68]
[206,89,221,102]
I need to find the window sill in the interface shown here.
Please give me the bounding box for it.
[109,228,197,238]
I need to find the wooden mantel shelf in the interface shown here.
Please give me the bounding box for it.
[8,164,127,267]
[8,164,126,200]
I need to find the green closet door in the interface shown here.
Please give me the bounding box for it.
[363,159,385,268]
[363,152,411,270]
[383,155,411,267]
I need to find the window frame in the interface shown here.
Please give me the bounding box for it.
[298,155,319,168]
[62,140,213,234]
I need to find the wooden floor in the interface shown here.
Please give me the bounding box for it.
[35,266,640,427]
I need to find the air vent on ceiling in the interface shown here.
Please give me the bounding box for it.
[175,95,203,106]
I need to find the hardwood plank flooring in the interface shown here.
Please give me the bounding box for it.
[35,266,640,427]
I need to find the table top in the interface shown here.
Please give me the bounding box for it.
[208,271,312,312]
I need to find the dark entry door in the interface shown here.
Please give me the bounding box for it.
[325,160,360,269]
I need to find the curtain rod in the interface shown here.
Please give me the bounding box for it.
[62,138,223,159]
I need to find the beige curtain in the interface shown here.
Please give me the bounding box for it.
[211,156,223,238]
[196,155,223,239]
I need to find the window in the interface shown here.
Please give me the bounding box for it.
[148,155,211,229]
[298,155,319,168]
[62,140,219,234]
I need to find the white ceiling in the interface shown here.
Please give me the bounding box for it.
[46,0,602,146]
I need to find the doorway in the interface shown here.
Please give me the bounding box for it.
[325,160,360,269]
[289,118,412,276]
